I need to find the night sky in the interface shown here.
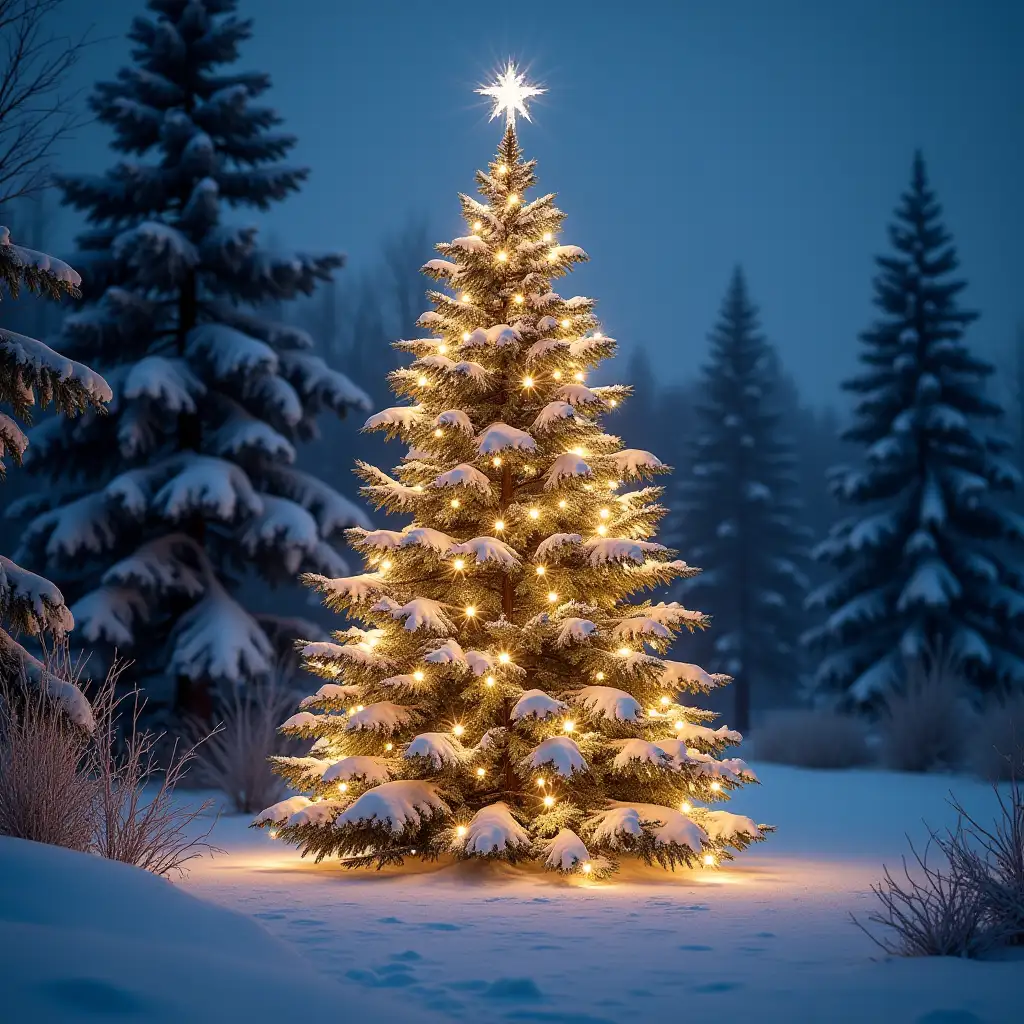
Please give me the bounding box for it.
[54,0,1023,404]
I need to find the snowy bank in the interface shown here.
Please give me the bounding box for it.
[0,836,424,1023]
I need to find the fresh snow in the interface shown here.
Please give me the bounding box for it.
[404,732,464,768]
[334,781,449,834]
[541,828,592,872]
[476,422,537,454]
[526,736,588,776]
[535,532,583,559]
[458,802,531,857]
[544,453,592,488]
[176,765,1020,1023]
[510,689,567,721]
[450,536,520,568]
[555,616,598,645]
[431,464,492,493]
[321,756,392,786]
[345,702,417,734]
[573,685,643,722]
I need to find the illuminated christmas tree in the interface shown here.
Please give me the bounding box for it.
[255,66,770,874]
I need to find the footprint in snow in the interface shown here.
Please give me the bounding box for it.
[754,931,776,939]
[678,944,713,952]
[419,921,461,931]
[692,981,742,993]
[377,916,403,924]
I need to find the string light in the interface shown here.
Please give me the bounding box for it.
[485,675,496,687]
[528,507,540,519]
[492,456,502,467]
[268,830,278,839]
[498,652,511,664]
[582,862,592,875]
[380,559,392,571]
[472,220,483,231]
[660,696,670,705]
[497,164,508,175]
[673,720,684,731]
[596,524,608,536]
[703,854,717,867]
[711,781,723,792]
[607,480,619,490]
[681,801,692,813]
[437,344,448,354]
[609,399,618,407]
[357,704,364,712]
[574,371,584,381]
[452,724,465,737]
[456,825,468,837]
[418,375,428,386]
[536,777,546,787]
[507,193,519,205]
[494,519,505,531]
[413,670,425,682]
[547,591,558,603]
[450,498,460,509]
[595,671,605,681]
[514,294,524,304]
[542,231,553,242]
[558,499,567,509]
[561,318,570,328]
[385,742,394,751]
[599,508,610,519]
[476,767,487,777]
[552,370,562,380]
[523,376,534,388]
[535,565,546,576]
[497,250,508,262]
[434,428,443,438]
[453,558,466,571]
[465,605,476,617]
[339,782,348,792]
[562,719,575,733]
[462,331,471,341]
[461,293,471,303]
[617,647,631,657]
[543,795,555,808]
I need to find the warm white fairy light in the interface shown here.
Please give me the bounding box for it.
[472,220,483,231]
[535,565,545,575]
[497,164,507,174]
[562,719,575,733]
[681,800,692,813]
[437,343,448,354]
[508,193,520,206]
[461,293,471,303]
[339,782,348,792]
[558,498,567,508]
[418,375,428,386]
[485,675,496,687]
[542,231,552,242]
[596,524,608,536]
[498,652,511,664]
[476,766,487,777]
[543,795,555,808]
[450,498,460,509]
[453,557,466,571]
[703,854,717,867]
[514,293,524,304]
[434,427,443,437]
[497,250,508,262]
[462,331,471,341]
[268,830,278,839]
[609,399,618,407]
[560,318,570,328]
[413,670,425,682]
[552,369,562,380]
[547,591,558,604]
[452,723,465,737]
[582,861,592,875]
[456,825,468,837]
[385,742,394,751]
[711,781,723,792]
[574,371,584,381]
[598,508,610,519]
[492,456,502,467]
[673,719,684,731]
[659,695,670,705]
[595,671,605,681]
[523,376,534,388]
[617,647,631,657]
[528,507,539,519]
[380,559,392,571]
[536,777,546,787]
[465,605,476,617]
[608,479,619,490]
[356,704,365,712]
[494,519,505,531]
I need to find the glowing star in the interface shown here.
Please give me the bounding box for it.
[477,62,546,127]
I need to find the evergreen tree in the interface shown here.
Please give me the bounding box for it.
[807,153,1024,706]
[0,226,108,727]
[670,268,808,730]
[256,81,769,875]
[16,0,370,715]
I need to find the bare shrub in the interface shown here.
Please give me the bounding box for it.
[752,707,871,769]
[89,672,220,877]
[946,775,1024,945]
[970,695,1024,782]
[854,830,997,957]
[879,649,967,773]
[0,669,95,850]
[189,672,300,814]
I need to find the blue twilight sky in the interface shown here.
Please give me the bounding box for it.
[53,0,1023,404]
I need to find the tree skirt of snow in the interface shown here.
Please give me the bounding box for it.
[0,836,418,1023]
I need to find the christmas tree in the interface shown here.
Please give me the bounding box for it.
[0,226,108,728]
[15,0,370,714]
[256,66,769,874]
[806,153,1024,706]
[670,268,809,729]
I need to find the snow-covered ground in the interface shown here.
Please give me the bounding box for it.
[174,764,1022,1023]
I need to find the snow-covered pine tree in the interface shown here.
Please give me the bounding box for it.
[669,268,808,731]
[14,0,370,714]
[806,153,1024,706]
[0,226,108,727]
[256,79,770,875]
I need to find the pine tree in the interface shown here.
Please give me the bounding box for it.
[670,268,809,730]
[255,93,770,874]
[806,153,1024,706]
[15,1,370,715]
[0,225,108,727]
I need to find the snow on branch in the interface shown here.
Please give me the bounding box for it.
[476,422,536,454]
[455,802,532,858]
[334,780,449,834]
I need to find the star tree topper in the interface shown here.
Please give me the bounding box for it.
[476,61,545,126]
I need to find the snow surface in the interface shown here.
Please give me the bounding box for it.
[177,766,1021,1023]
[0,835,410,1023]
